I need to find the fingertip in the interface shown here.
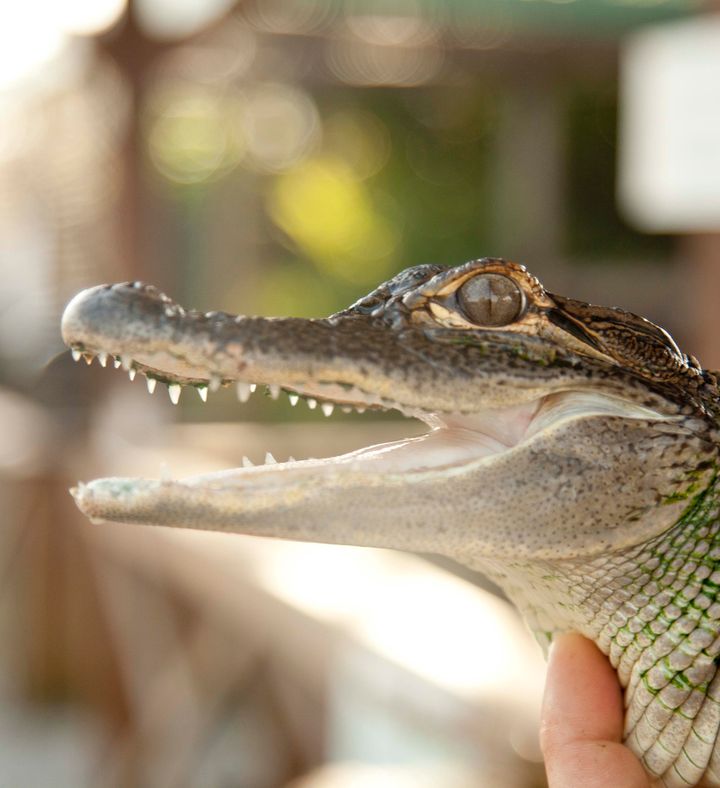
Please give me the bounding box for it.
[541,632,624,748]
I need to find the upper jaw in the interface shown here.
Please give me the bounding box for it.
[62,281,682,419]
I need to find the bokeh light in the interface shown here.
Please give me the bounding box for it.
[323,109,392,180]
[345,8,439,47]
[241,82,321,173]
[328,0,443,86]
[268,155,401,285]
[158,22,258,85]
[147,88,245,184]
[243,0,335,35]
[136,0,236,39]
[326,37,444,86]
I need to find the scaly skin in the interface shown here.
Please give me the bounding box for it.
[61,258,720,786]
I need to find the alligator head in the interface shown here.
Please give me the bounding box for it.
[62,257,720,783]
[61,257,720,563]
[61,256,718,556]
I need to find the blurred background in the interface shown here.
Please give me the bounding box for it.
[1,1,719,786]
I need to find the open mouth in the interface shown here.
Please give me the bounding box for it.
[67,343,668,480]
[60,280,682,535]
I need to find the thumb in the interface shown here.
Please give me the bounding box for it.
[540,633,650,788]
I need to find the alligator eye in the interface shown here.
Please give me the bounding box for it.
[457,273,525,327]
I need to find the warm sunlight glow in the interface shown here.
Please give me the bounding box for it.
[0,0,125,91]
[56,0,127,36]
[0,6,65,91]
[253,542,545,706]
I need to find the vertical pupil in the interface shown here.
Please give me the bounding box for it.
[458,274,522,326]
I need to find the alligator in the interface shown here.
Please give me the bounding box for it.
[61,258,720,787]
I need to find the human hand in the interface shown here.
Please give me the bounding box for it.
[540,633,651,788]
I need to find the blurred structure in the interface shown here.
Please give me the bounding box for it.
[618,13,720,369]
[1,1,717,786]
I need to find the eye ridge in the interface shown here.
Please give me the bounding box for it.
[457,273,525,327]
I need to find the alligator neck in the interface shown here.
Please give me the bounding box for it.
[481,468,720,670]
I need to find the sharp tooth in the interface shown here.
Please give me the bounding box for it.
[168,383,181,404]
[147,377,157,394]
[197,386,208,402]
[113,357,122,369]
[71,348,82,362]
[269,384,280,400]
[83,354,94,365]
[307,398,317,410]
[209,375,221,393]
[288,455,296,463]
[356,406,366,414]
[321,402,334,417]
[341,406,352,414]
[288,393,299,406]
[128,369,136,381]
[250,383,257,393]
[265,452,277,464]
[121,355,132,371]
[98,352,108,367]
[237,382,252,403]
[242,455,254,468]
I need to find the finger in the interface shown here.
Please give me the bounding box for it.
[540,633,650,788]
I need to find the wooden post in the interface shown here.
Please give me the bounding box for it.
[679,234,720,369]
